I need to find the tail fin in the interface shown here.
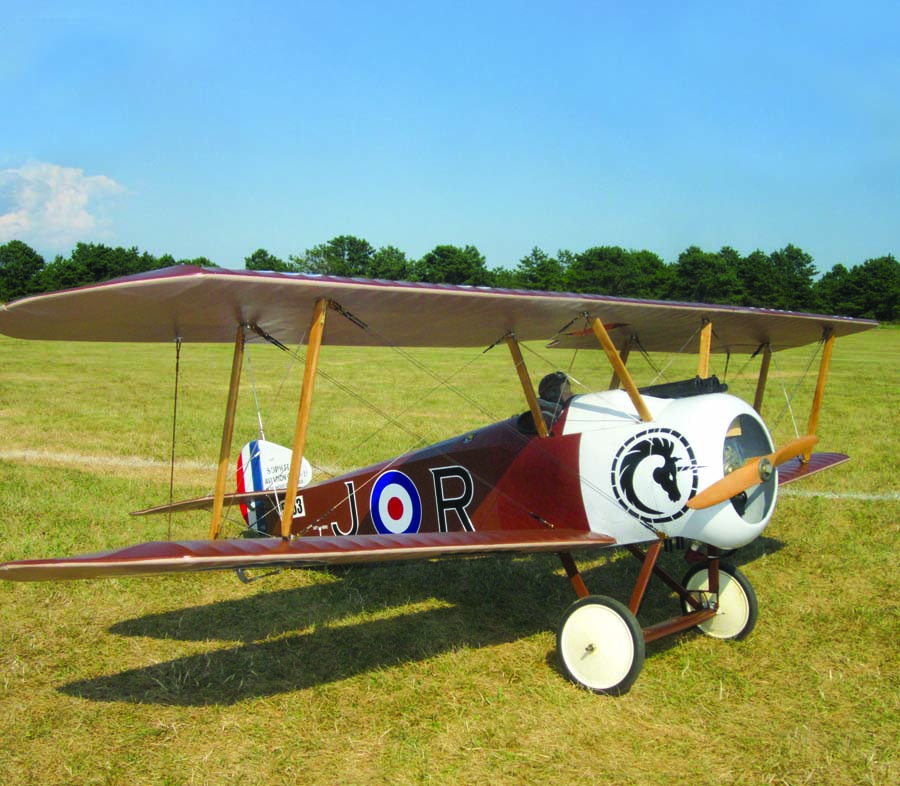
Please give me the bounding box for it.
[236,440,312,533]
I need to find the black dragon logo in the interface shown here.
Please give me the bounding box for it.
[611,428,698,524]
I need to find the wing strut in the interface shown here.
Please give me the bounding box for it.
[209,326,245,539]
[806,330,835,460]
[697,319,713,378]
[608,338,631,391]
[752,344,772,413]
[590,317,652,422]
[506,335,549,438]
[280,297,329,539]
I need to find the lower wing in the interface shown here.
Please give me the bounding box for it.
[778,452,849,485]
[0,529,615,582]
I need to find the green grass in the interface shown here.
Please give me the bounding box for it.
[1,329,898,785]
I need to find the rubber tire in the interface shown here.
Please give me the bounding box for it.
[680,562,758,641]
[557,595,645,696]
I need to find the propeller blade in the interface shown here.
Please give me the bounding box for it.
[687,434,819,511]
[771,434,819,466]
[687,462,763,510]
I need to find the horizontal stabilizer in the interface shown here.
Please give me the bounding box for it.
[132,489,285,516]
[777,452,850,485]
[0,529,615,582]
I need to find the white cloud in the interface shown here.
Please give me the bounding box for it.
[0,162,124,249]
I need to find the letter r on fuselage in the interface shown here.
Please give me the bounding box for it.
[429,466,475,532]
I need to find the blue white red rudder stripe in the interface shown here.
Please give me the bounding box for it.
[236,439,312,531]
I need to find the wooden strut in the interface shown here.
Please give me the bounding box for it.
[697,319,713,379]
[590,318,653,422]
[627,540,664,615]
[558,552,590,598]
[806,331,835,461]
[753,344,772,414]
[209,326,246,540]
[630,544,720,643]
[607,338,631,391]
[280,297,329,539]
[506,335,549,438]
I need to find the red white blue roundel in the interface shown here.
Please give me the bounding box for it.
[370,471,422,535]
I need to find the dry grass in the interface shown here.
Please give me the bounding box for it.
[1,328,898,785]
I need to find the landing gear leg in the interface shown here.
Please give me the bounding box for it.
[680,562,759,640]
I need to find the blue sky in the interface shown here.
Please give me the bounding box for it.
[1,0,898,273]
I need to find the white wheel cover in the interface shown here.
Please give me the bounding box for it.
[687,570,751,639]
[560,602,635,691]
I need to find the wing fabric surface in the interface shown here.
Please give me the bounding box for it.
[0,265,876,353]
[777,453,850,485]
[0,530,615,581]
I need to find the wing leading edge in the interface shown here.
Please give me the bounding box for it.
[0,529,616,582]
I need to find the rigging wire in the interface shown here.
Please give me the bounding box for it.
[766,340,823,437]
[251,326,495,468]
[245,347,267,442]
[247,322,310,431]
[347,352,487,457]
[645,327,704,384]
[520,340,586,393]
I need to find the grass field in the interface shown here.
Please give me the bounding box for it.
[1,327,898,785]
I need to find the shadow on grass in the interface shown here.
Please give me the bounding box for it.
[60,538,782,706]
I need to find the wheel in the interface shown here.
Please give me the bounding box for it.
[680,562,758,640]
[557,595,645,695]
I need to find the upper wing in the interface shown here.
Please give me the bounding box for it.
[0,529,615,581]
[0,265,876,353]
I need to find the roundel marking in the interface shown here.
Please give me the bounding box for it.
[370,470,422,535]
[610,427,699,525]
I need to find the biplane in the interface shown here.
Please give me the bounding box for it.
[0,265,877,695]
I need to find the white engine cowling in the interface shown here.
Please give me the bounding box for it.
[563,390,777,550]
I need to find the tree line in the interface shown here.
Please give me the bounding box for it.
[1,236,897,322]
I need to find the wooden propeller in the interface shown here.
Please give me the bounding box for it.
[687,434,819,510]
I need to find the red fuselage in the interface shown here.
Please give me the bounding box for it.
[269,412,588,539]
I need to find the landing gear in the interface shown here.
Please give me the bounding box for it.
[555,545,759,694]
[557,595,645,695]
[680,562,758,640]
